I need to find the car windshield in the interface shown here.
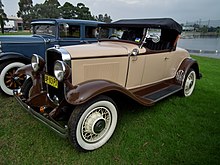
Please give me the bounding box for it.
[99,27,145,43]
[32,24,56,36]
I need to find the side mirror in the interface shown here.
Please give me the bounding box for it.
[147,28,161,43]
[151,34,160,43]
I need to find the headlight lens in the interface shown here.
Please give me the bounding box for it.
[31,54,45,72]
[54,60,66,81]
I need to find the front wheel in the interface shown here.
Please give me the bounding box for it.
[181,68,196,97]
[68,95,118,151]
[0,61,26,96]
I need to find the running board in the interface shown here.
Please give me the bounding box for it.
[142,85,182,102]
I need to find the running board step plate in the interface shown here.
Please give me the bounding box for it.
[142,85,182,102]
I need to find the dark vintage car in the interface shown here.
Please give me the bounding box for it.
[0,19,101,95]
[14,18,202,151]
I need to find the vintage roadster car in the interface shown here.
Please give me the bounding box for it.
[0,19,101,95]
[14,18,201,151]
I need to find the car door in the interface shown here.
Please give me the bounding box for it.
[140,52,167,86]
[126,51,167,89]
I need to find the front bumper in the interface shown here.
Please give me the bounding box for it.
[13,90,68,138]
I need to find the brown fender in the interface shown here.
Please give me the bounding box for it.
[176,57,201,85]
[15,64,44,97]
[65,80,154,106]
[15,64,33,77]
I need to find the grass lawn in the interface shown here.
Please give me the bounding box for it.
[0,55,219,164]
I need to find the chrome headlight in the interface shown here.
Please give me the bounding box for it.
[54,60,70,82]
[31,54,45,72]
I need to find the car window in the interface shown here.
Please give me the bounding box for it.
[33,24,56,36]
[85,26,98,38]
[99,27,144,43]
[59,24,80,38]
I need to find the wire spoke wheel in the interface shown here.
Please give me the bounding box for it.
[4,67,26,89]
[0,61,26,95]
[82,106,111,143]
[68,95,118,151]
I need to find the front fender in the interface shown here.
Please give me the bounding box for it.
[0,52,30,64]
[15,64,33,77]
[65,80,154,106]
[15,64,45,97]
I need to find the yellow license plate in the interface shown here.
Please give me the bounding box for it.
[45,74,58,88]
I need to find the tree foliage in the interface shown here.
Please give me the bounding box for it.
[96,14,112,23]
[75,3,94,20]
[17,0,112,28]
[0,0,8,33]
[17,0,33,30]
[42,0,61,18]
[60,2,76,19]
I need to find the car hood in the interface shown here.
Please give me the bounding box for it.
[0,35,53,43]
[63,41,146,59]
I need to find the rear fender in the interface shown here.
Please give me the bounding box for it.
[175,58,201,86]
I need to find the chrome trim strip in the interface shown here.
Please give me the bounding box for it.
[60,47,71,64]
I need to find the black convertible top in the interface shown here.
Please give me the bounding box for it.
[99,18,182,34]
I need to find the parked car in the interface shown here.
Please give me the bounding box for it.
[0,19,101,95]
[14,18,202,152]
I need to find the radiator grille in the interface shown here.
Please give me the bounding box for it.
[45,49,64,103]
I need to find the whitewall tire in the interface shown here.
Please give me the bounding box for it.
[68,95,118,151]
[0,61,26,95]
[182,68,196,97]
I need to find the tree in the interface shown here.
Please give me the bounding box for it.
[17,0,33,30]
[0,0,8,33]
[43,0,61,18]
[75,3,94,20]
[31,0,61,19]
[60,2,76,19]
[96,14,112,23]
[31,3,44,19]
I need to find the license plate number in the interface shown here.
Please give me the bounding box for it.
[45,74,58,88]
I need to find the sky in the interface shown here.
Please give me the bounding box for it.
[2,0,220,24]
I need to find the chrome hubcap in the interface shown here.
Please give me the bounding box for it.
[184,71,195,96]
[82,107,111,143]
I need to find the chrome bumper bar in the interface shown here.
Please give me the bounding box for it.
[13,90,68,138]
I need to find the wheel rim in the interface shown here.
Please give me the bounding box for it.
[4,67,26,90]
[82,106,111,143]
[75,100,118,150]
[184,71,196,96]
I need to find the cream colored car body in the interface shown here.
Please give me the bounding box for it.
[64,41,189,89]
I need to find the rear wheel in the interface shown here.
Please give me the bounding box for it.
[68,95,118,151]
[0,61,26,96]
[181,68,196,97]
